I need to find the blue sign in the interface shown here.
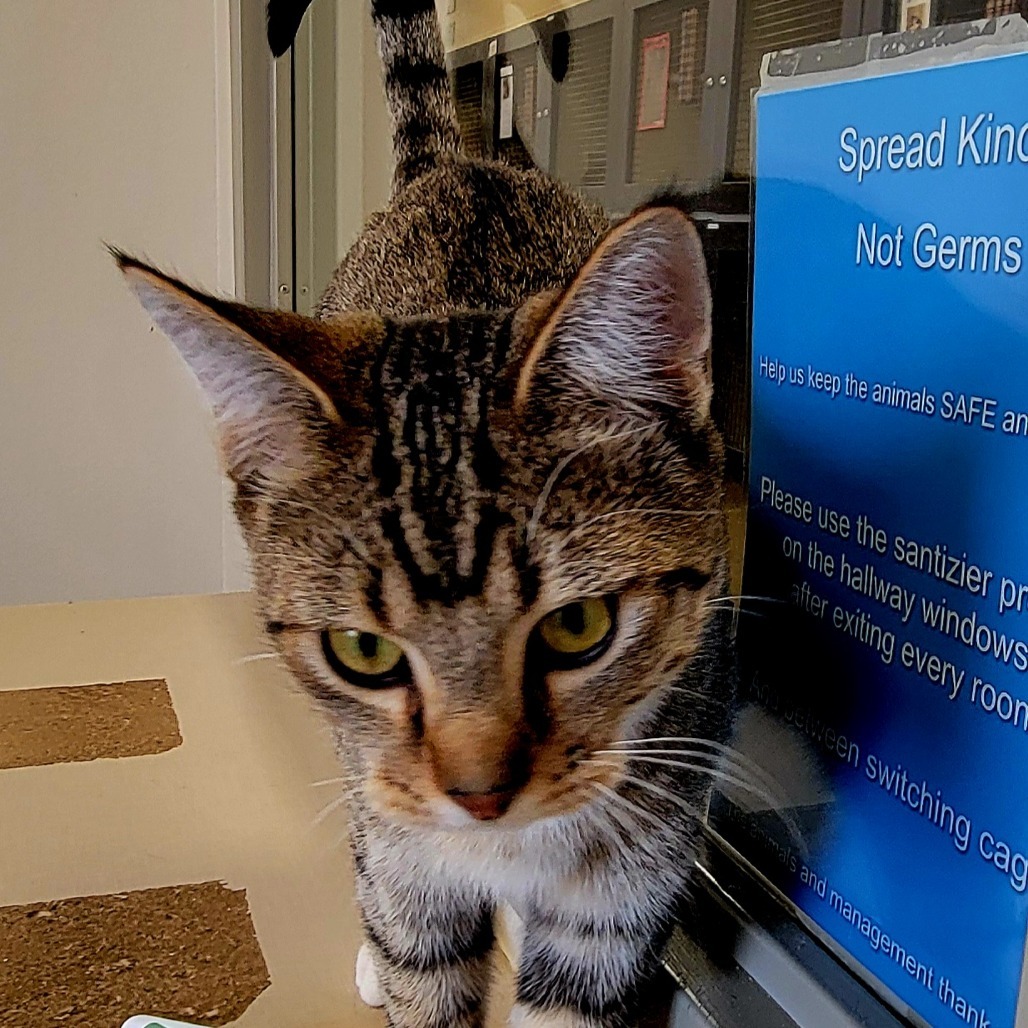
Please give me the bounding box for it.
[731,50,1028,1028]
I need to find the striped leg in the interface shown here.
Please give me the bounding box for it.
[353,867,494,1028]
[509,906,669,1028]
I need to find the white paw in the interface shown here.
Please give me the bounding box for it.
[494,901,525,969]
[356,941,385,1008]
[509,1005,594,1027]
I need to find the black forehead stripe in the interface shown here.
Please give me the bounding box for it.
[496,307,516,359]
[372,311,514,607]
[371,318,403,498]
[364,564,387,622]
[265,620,286,636]
[380,507,439,605]
[377,321,449,601]
[516,556,542,609]
[657,566,712,592]
[471,311,510,493]
[440,317,468,478]
[455,313,511,597]
[406,321,457,555]
[466,504,509,599]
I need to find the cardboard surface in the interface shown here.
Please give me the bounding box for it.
[0,592,513,1027]
[0,679,181,769]
[0,883,269,1028]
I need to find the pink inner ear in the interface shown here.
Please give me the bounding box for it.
[122,265,341,485]
[612,209,710,359]
[649,215,714,401]
[516,207,714,416]
[662,218,713,353]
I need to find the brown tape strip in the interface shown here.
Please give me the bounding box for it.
[0,882,270,1027]
[0,679,182,769]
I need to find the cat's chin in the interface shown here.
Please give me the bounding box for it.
[410,793,592,835]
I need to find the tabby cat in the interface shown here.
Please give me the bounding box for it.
[115,1,738,1024]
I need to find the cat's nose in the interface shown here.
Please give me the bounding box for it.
[447,784,518,821]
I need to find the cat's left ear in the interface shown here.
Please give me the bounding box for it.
[515,206,712,420]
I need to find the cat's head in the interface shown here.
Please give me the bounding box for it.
[118,206,728,830]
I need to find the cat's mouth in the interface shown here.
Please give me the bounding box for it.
[370,755,626,832]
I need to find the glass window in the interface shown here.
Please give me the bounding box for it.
[629,0,709,185]
[553,20,614,189]
[885,0,1028,30]
[453,62,486,159]
[728,0,845,177]
[497,44,539,169]
[445,0,882,202]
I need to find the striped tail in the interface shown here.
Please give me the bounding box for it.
[267,0,463,190]
[267,0,313,57]
[372,0,463,188]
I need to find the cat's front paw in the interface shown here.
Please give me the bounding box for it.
[509,1005,597,1027]
[356,941,385,1008]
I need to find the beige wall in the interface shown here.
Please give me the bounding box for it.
[0,0,239,606]
[440,0,592,51]
[0,0,504,608]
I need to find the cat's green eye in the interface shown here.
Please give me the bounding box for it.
[537,597,616,668]
[322,629,407,688]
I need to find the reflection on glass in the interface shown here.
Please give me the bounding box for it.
[444,0,941,192]
[497,44,538,169]
[934,0,1026,26]
[729,0,844,177]
[453,63,486,159]
[552,20,612,189]
[630,1,709,185]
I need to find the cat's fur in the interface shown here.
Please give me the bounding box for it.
[115,2,737,1025]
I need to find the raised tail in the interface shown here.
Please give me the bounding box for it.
[267,0,463,190]
[267,0,312,57]
[371,0,463,187]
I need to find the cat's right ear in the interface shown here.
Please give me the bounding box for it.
[114,251,354,487]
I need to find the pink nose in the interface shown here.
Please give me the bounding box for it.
[448,787,516,821]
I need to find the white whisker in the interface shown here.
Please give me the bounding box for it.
[545,508,718,562]
[702,606,767,620]
[599,749,807,855]
[575,507,717,527]
[313,792,349,826]
[580,801,634,863]
[609,770,704,823]
[585,793,631,840]
[607,736,789,812]
[597,752,783,816]
[588,777,671,834]
[234,652,280,665]
[587,785,657,852]
[526,424,656,545]
[310,776,348,788]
